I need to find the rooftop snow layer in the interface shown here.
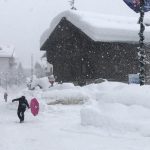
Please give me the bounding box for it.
[40,10,150,48]
[0,45,15,58]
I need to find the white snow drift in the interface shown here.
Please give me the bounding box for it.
[80,82,150,136]
[1,81,150,150]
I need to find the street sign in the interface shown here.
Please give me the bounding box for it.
[128,74,140,84]
[123,0,150,13]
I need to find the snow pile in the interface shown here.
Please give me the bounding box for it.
[25,80,150,108]
[81,103,150,136]
[37,77,50,89]
[26,78,88,105]
[26,76,50,90]
[80,82,150,136]
[41,10,150,47]
[82,82,150,107]
[42,83,88,105]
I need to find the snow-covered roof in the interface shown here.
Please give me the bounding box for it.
[40,10,150,48]
[0,45,15,58]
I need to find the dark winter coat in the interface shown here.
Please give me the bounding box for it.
[12,96,30,110]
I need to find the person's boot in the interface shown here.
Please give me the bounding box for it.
[20,119,24,123]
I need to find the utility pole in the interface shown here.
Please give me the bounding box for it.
[6,72,8,91]
[138,0,146,86]
[69,0,77,10]
[123,0,150,86]
[31,54,34,82]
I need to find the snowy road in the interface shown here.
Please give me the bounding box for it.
[0,101,150,150]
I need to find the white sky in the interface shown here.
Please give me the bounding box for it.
[0,0,148,68]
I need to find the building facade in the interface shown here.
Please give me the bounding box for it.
[40,11,150,84]
[0,45,16,87]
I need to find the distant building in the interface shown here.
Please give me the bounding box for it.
[0,45,16,86]
[0,45,15,72]
[40,10,150,84]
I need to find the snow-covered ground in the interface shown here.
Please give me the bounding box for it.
[1,81,150,150]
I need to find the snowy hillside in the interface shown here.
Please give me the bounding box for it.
[1,81,150,150]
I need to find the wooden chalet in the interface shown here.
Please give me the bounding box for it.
[40,10,150,85]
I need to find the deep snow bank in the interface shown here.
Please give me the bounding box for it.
[41,83,88,105]
[82,82,150,108]
[25,80,150,107]
[80,82,150,136]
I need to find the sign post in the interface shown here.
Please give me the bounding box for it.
[123,0,150,86]
[138,0,146,86]
[128,74,140,84]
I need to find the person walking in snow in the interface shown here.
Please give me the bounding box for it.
[48,75,55,87]
[4,92,8,102]
[12,96,30,123]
